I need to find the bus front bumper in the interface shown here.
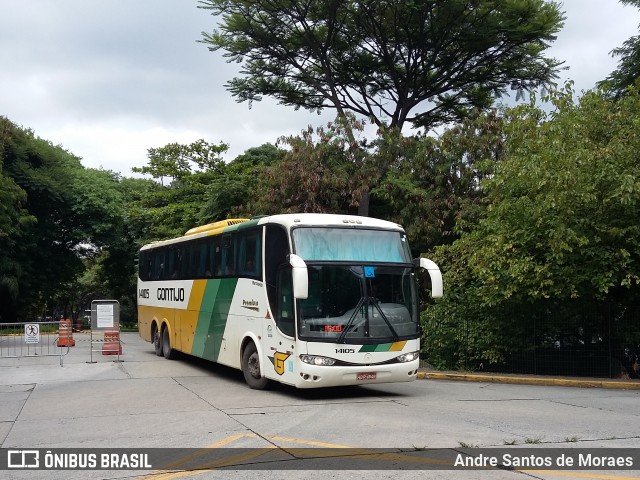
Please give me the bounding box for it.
[292,359,420,389]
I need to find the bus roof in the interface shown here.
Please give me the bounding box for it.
[254,213,404,231]
[139,213,405,251]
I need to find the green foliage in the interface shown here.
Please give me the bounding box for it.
[200,143,284,222]
[132,139,227,184]
[478,85,640,302]
[0,128,36,305]
[0,117,134,321]
[227,113,501,252]
[243,115,377,214]
[132,139,229,240]
[200,0,564,130]
[599,0,640,97]
[374,109,504,253]
[423,85,640,368]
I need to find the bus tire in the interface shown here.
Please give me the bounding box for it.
[162,327,175,360]
[153,325,163,357]
[242,342,268,390]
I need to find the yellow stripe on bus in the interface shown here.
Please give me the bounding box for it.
[180,280,207,353]
[389,341,407,351]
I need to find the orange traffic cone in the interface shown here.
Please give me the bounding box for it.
[56,319,76,347]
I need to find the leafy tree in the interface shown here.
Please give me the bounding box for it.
[467,86,639,303]
[244,115,378,214]
[200,143,284,222]
[200,0,565,131]
[0,121,36,319]
[599,0,640,97]
[423,85,640,368]
[132,139,229,240]
[0,118,132,321]
[374,109,504,253]
[132,139,227,184]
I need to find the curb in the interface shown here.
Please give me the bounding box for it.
[417,371,640,390]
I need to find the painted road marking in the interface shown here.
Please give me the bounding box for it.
[138,435,640,480]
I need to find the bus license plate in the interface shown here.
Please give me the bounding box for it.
[357,372,376,381]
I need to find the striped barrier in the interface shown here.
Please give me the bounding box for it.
[56,319,76,347]
[102,330,122,355]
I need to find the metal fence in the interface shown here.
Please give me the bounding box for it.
[0,321,71,366]
[421,302,640,380]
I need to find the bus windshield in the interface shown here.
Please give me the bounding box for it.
[297,265,419,342]
[292,228,412,263]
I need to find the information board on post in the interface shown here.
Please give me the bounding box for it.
[90,300,120,330]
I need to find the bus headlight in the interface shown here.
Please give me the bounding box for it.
[396,351,420,363]
[299,354,336,366]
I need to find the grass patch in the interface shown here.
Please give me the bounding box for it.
[525,437,543,444]
[458,441,479,448]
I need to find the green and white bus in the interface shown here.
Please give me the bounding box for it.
[137,213,442,389]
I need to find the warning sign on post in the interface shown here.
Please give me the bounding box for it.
[24,324,40,344]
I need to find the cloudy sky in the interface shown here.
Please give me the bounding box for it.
[1,0,639,177]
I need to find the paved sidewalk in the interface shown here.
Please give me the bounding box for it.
[418,369,640,389]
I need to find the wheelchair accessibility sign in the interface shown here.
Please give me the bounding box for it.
[24,324,40,344]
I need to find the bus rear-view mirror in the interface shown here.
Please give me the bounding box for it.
[289,254,309,300]
[413,257,444,298]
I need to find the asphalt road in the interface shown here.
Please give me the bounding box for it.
[1,332,639,480]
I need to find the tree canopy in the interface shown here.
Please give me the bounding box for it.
[423,84,640,368]
[200,0,565,130]
[600,0,640,97]
[131,139,229,240]
[0,117,133,321]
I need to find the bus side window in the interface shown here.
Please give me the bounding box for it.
[174,246,183,279]
[265,225,290,320]
[139,251,151,281]
[165,247,176,279]
[205,237,215,278]
[276,266,295,337]
[217,234,235,276]
[237,229,262,278]
[152,249,165,281]
[214,241,222,277]
[188,241,200,278]
[196,240,209,278]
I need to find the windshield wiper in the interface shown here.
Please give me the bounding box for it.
[336,297,400,343]
[371,300,399,341]
[337,296,366,344]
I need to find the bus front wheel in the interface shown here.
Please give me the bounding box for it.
[242,342,268,390]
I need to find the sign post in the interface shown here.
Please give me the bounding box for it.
[89,300,121,363]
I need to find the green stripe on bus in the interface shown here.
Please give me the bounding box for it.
[192,280,221,357]
[209,278,238,359]
[359,343,393,352]
[192,278,238,360]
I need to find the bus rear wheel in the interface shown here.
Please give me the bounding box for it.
[162,327,175,360]
[242,342,268,390]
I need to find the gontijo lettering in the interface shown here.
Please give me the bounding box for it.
[156,288,184,302]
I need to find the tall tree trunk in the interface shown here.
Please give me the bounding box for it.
[358,191,370,216]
